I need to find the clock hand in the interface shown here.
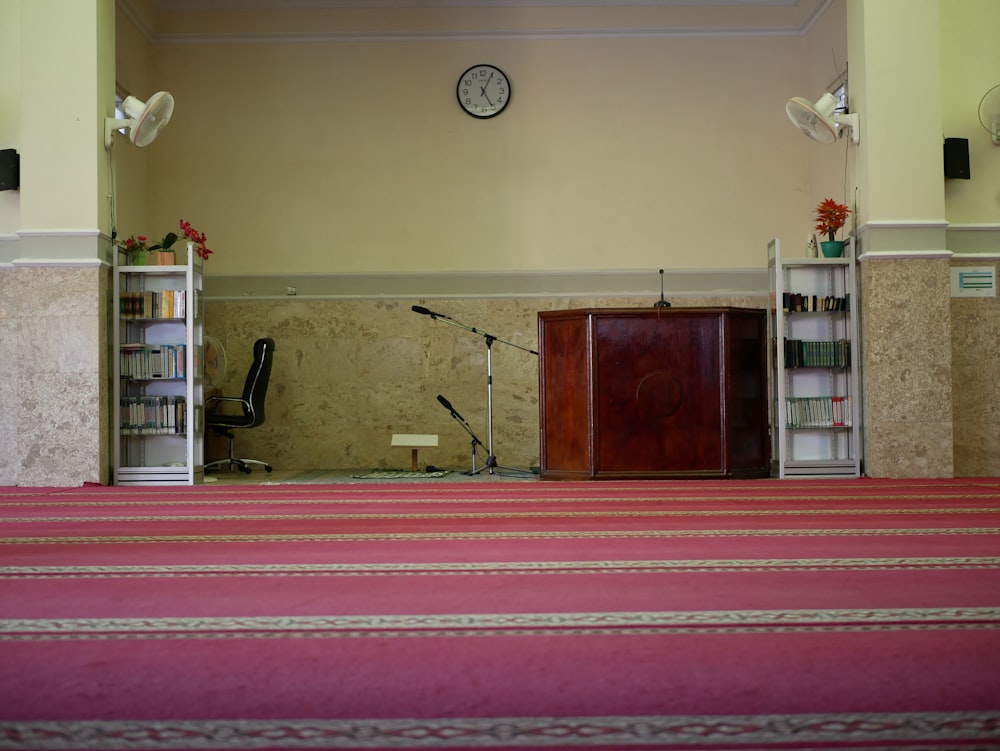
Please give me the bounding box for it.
[479,72,494,98]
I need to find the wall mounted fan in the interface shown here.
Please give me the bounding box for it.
[978,84,1000,145]
[203,335,228,390]
[104,91,175,149]
[786,93,861,145]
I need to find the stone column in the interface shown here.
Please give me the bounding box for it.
[6,0,116,486]
[848,0,954,477]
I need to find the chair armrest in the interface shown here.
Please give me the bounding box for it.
[206,395,251,415]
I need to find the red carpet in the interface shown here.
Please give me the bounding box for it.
[1,478,999,749]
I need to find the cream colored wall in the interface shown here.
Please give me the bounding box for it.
[851,0,945,225]
[0,0,19,239]
[113,2,155,239]
[941,0,1000,223]
[801,0,853,224]
[109,0,1000,478]
[20,1,107,232]
[941,0,1000,476]
[145,14,811,276]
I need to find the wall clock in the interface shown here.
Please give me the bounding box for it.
[457,64,511,119]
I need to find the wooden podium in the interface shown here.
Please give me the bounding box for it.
[538,307,769,480]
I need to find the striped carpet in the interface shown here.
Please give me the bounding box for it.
[1,477,999,749]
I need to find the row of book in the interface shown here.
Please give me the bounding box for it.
[120,396,187,435]
[120,345,187,379]
[121,290,187,319]
[785,339,851,368]
[784,396,853,429]
[782,292,849,313]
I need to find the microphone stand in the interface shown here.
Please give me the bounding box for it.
[654,268,671,308]
[436,395,487,475]
[413,306,537,476]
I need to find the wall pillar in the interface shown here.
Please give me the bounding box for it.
[848,0,954,477]
[5,0,115,486]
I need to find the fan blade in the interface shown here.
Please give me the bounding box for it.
[785,97,837,144]
[978,84,1000,145]
[131,92,175,147]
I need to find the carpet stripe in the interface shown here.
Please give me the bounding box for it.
[3,556,998,578]
[6,507,1000,523]
[7,492,1000,508]
[3,607,999,640]
[3,711,1000,749]
[4,527,999,545]
[0,711,1000,751]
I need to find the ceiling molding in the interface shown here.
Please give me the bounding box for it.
[121,0,832,42]
[157,26,807,44]
[152,0,802,9]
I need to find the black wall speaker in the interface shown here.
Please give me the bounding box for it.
[944,137,970,180]
[0,149,18,191]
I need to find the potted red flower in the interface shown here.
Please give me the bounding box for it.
[814,198,851,257]
[121,220,213,265]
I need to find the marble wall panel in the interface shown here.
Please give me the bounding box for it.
[204,294,767,472]
[10,265,107,487]
[859,257,954,478]
[950,260,1000,476]
[0,268,14,485]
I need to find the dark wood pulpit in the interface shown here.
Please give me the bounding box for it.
[537,307,769,480]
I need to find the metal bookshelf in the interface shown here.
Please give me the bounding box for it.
[113,244,204,485]
[768,237,861,478]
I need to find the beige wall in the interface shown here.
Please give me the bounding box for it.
[136,8,816,277]
[4,1,1000,483]
[941,0,1000,224]
[941,0,1000,476]
[123,3,817,473]
[130,0,1000,478]
[0,0,18,237]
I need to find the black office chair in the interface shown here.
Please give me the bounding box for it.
[204,337,275,474]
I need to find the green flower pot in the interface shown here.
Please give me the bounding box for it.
[820,240,845,258]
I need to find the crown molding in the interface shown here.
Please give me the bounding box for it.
[158,27,805,43]
[153,0,801,10]
[120,0,831,43]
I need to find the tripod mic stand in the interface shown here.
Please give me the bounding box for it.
[413,305,537,475]
[436,395,488,474]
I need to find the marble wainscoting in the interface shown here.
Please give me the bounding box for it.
[858,256,955,478]
[203,294,767,474]
[950,259,1000,477]
[0,262,109,487]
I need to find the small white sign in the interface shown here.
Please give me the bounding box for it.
[950,266,996,297]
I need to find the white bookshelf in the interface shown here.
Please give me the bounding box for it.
[113,244,204,485]
[768,237,861,478]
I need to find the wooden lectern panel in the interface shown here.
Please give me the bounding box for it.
[538,308,768,480]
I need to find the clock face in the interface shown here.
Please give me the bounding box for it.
[457,64,511,119]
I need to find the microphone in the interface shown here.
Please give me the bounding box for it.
[437,394,465,421]
[411,305,451,319]
[654,268,671,308]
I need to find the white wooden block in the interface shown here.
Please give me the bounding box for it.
[391,434,439,447]
[391,434,439,471]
